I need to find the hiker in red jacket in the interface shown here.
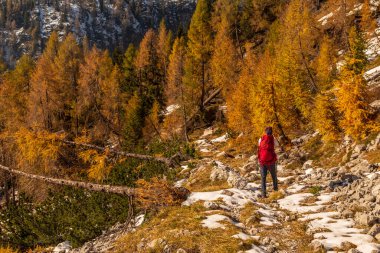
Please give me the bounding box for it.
[258,126,278,198]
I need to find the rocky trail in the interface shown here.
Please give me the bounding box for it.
[175,128,380,253]
[65,128,380,253]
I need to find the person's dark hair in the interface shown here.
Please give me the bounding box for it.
[265,126,273,135]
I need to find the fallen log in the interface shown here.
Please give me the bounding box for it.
[0,164,135,196]
[62,140,177,167]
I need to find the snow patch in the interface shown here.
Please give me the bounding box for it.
[202,214,230,229]
[183,188,259,208]
[278,193,322,213]
[232,232,253,240]
[286,184,306,194]
[201,127,214,137]
[364,65,380,81]
[174,179,187,187]
[309,215,376,251]
[134,214,145,227]
[318,12,333,26]
[211,133,229,143]
[164,104,180,115]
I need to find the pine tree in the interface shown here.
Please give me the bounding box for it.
[227,46,253,135]
[313,92,340,142]
[249,49,293,142]
[334,26,373,140]
[135,29,164,109]
[121,93,145,151]
[142,100,161,142]
[210,11,239,97]
[0,55,35,131]
[156,20,172,82]
[183,0,213,113]
[122,44,138,95]
[51,33,82,134]
[28,31,59,130]
[164,37,188,140]
[77,47,121,141]
[315,36,336,90]
[274,0,317,120]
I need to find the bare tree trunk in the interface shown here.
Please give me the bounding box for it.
[0,164,135,196]
[270,83,289,144]
[184,87,222,132]
[180,82,189,143]
[234,20,244,61]
[298,33,318,93]
[200,61,206,113]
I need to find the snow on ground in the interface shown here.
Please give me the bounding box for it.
[278,193,322,213]
[318,12,334,26]
[279,192,335,213]
[309,214,377,251]
[347,3,363,16]
[299,211,340,221]
[211,133,229,143]
[278,187,380,251]
[194,139,211,147]
[164,104,180,116]
[286,183,306,194]
[183,188,259,208]
[201,127,214,137]
[366,171,380,179]
[357,243,380,253]
[305,168,314,175]
[315,193,336,205]
[246,182,261,192]
[370,100,380,109]
[277,176,293,182]
[134,214,145,227]
[364,65,380,81]
[232,232,257,240]
[174,179,187,187]
[257,208,280,226]
[201,214,231,229]
[244,244,267,253]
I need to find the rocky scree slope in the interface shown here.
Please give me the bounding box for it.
[0,0,195,66]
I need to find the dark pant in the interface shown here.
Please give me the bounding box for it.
[260,163,278,196]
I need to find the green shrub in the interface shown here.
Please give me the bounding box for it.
[309,186,323,196]
[0,188,130,250]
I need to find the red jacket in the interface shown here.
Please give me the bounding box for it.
[258,134,277,165]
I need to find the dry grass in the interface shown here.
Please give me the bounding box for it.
[185,165,230,192]
[259,191,286,204]
[299,196,319,205]
[0,247,18,253]
[303,135,345,168]
[268,191,285,201]
[239,203,261,227]
[364,149,380,164]
[257,218,315,252]
[114,204,253,253]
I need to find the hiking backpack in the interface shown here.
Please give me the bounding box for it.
[258,135,277,165]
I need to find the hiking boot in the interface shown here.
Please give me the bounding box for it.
[259,193,267,198]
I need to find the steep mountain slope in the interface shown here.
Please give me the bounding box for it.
[0,0,195,66]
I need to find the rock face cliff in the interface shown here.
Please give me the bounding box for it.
[0,0,195,66]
